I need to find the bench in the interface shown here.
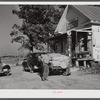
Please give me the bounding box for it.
[76,58,93,68]
[75,51,90,58]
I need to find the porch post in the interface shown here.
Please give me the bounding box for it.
[67,31,72,67]
[88,32,93,57]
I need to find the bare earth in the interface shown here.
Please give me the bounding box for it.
[0,65,100,89]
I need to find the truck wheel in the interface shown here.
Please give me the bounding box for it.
[63,67,71,76]
[4,72,10,76]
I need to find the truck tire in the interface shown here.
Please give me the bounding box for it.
[63,67,71,76]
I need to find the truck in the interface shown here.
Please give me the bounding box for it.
[22,52,71,77]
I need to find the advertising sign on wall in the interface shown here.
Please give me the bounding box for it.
[92,26,100,61]
[93,47,100,61]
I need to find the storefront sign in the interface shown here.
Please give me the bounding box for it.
[93,47,100,61]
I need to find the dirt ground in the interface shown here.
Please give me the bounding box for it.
[0,63,100,89]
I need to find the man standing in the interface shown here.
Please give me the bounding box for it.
[39,54,50,81]
[41,62,50,81]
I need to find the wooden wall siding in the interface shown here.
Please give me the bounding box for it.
[67,6,90,30]
[59,38,62,53]
[49,34,68,54]
[63,35,67,54]
[54,38,61,53]
[72,31,76,56]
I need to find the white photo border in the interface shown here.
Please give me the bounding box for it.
[0,1,100,98]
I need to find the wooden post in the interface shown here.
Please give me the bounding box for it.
[87,32,93,58]
[83,61,87,68]
[90,32,93,58]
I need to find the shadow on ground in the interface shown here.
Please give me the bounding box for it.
[0,73,12,77]
[27,68,66,76]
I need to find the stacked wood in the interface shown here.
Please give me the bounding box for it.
[39,53,70,69]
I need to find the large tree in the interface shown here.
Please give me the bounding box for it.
[10,5,66,51]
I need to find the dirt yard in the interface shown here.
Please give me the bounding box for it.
[0,62,100,89]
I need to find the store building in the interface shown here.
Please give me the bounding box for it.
[47,5,100,67]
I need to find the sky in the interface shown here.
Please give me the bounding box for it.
[0,5,22,56]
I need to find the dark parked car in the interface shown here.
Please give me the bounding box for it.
[0,64,11,76]
[0,57,11,76]
[22,51,47,72]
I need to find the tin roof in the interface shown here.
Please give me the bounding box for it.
[72,5,100,22]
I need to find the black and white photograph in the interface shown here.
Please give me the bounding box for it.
[0,3,100,95]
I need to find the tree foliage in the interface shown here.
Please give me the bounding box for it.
[10,5,66,51]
